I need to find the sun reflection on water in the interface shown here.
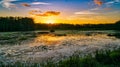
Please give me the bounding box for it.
[30,34,66,47]
[29,33,115,47]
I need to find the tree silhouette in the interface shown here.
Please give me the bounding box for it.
[0,17,34,32]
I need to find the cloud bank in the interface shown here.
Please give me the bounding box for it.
[29,10,60,17]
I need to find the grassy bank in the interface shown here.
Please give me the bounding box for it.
[0,32,36,45]
[42,48,120,67]
[0,48,120,67]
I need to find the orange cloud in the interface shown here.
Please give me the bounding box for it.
[29,11,60,17]
[42,11,60,16]
[94,0,103,6]
[21,3,31,7]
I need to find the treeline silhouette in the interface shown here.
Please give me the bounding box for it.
[0,17,34,32]
[0,17,120,32]
[35,21,120,31]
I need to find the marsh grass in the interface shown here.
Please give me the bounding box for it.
[0,32,36,45]
[17,36,28,41]
[54,48,120,67]
[0,48,120,67]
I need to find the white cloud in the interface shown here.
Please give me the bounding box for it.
[106,0,120,5]
[0,0,51,9]
[75,11,98,15]
[0,0,18,9]
[90,7,100,11]
[115,0,120,2]
[31,2,50,5]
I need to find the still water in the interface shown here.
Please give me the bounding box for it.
[0,30,120,63]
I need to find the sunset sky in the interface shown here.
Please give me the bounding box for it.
[0,0,120,24]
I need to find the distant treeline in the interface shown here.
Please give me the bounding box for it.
[35,21,120,31]
[0,17,120,32]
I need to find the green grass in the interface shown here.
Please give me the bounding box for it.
[17,36,28,40]
[39,48,120,67]
[0,48,120,67]
[0,32,36,45]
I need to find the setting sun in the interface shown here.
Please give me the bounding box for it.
[44,16,57,24]
[33,16,58,24]
[45,19,55,24]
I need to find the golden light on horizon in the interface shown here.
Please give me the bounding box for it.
[32,16,58,24]
[30,13,120,24]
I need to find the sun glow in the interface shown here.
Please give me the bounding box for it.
[45,19,55,24]
[32,15,58,24]
[44,16,57,24]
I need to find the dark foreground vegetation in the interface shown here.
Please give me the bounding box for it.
[0,48,120,67]
[0,17,120,32]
